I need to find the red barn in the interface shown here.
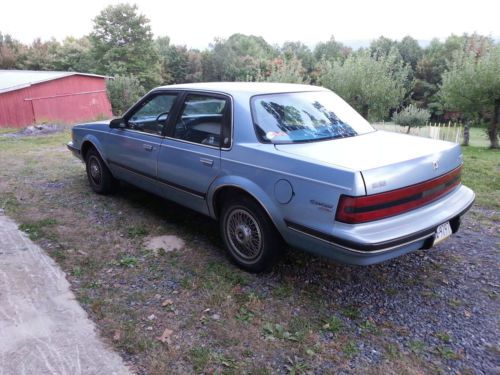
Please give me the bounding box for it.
[0,70,113,128]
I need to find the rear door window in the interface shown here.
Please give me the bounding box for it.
[173,94,230,147]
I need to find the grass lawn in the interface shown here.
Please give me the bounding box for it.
[0,127,497,374]
[462,146,499,209]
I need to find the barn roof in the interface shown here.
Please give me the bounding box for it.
[0,70,109,94]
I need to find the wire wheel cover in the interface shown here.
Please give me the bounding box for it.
[226,208,263,260]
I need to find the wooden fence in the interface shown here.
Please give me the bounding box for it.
[373,122,463,143]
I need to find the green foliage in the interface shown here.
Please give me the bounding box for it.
[202,34,274,81]
[397,36,423,70]
[23,38,60,70]
[440,46,500,148]
[281,41,315,74]
[155,36,191,84]
[392,104,431,133]
[461,147,500,209]
[90,4,161,89]
[413,33,495,119]
[323,316,343,333]
[2,9,498,136]
[314,36,350,62]
[19,218,57,240]
[370,36,398,59]
[263,57,308,84]
[53,37,94,72]
[0,32,26,69]
[118,256,138,267]
[262,322,299,341]
[318,49,409,121]
[106,75,145,116]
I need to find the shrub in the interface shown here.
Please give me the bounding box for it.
[392,104,431,133]
[106,75,145,116]
[263,57,308,84]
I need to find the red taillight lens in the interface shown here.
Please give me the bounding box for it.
[336,166,462,224]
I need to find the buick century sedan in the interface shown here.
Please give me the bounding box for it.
[68,82,475,271]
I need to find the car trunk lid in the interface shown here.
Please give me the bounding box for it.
[275,130,463,195]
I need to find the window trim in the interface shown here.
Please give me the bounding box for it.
[122,90,183,137]
[249,90,374,144]
[165,90,233,150]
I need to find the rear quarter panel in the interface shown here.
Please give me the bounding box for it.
[213,143,365,236]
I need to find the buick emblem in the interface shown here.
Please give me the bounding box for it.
[432,160,439,170]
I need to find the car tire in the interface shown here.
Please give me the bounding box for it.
[220,195,283,272]
[85,148,118,194]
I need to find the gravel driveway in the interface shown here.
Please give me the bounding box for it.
[259,206,499,374]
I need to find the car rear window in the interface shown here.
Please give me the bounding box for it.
[251,91,374,143]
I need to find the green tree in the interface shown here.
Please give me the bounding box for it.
[262,57,308,84]
[155,36,190,84]
[397,36,423,70]
[281,41,315,76]
[318,49,409,121]
[90,4,160,89]
[106,75,145,116]
[202,34,273,81]
[0,32,26,69]
[185,50,203,83]
[440,46,500,148]
[392,104,431,133]
[413,34,494,119]
[23,38,61,70]
[314,36,351,62]
[53,36,94,72]
[370,36,397,58]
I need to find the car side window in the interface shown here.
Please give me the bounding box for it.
[173,94,228,147]
[127,94,177,136]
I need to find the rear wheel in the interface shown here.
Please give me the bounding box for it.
[85,148,118,194]
[220,195,283,272]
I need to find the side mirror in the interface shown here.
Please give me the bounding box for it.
[109,118,126,129]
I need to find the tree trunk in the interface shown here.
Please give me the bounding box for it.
[361,105,369,120]
[462,121,470,146]
[407,125,411,134]
[488,101,499,149]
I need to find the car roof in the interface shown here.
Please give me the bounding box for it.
[155,82,329,96]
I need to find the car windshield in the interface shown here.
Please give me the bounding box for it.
[251,91,374,143]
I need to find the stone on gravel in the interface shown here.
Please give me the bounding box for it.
[144,235,185,253]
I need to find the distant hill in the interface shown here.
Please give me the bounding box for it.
[339,37,499,51]
[340,39,432,50]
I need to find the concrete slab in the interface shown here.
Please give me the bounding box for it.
[0,213,132,375]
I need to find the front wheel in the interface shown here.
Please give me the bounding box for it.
[85,148,118,194]
[220,196,283,272]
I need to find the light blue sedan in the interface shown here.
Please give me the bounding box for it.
[67,83,475,272]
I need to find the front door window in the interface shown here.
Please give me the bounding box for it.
[127,94,178,136]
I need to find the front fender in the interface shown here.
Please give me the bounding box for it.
[80,134,111,169]
[207,175,286,233]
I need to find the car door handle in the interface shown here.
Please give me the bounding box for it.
[200,158,214,167]
[143,144,154,151]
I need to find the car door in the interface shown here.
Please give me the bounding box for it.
[157,92,231,214]
[106,92,179,195]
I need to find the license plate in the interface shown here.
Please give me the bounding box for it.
[433,221,452,246]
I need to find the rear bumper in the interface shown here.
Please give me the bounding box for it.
[67,142,82,161]
[284,185,475,265]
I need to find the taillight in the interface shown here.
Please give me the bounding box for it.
[336,166,462,224]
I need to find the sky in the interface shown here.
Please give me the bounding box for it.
[1,0,499,48]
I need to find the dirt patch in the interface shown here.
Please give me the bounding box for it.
[143,235,185,253]
[1,124,65,138]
